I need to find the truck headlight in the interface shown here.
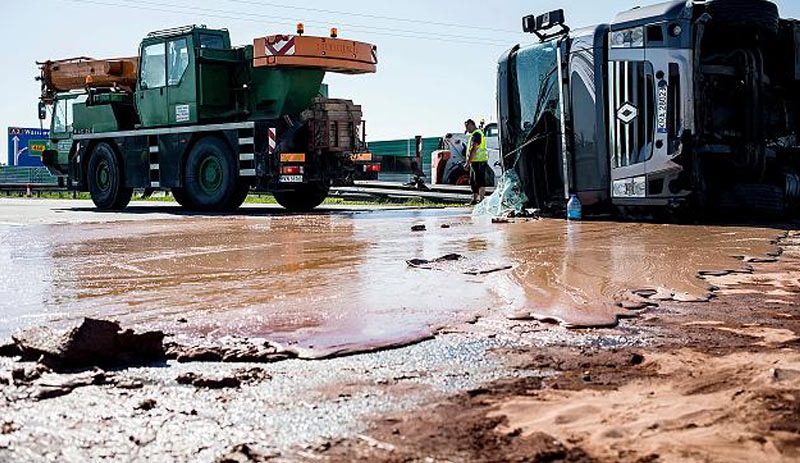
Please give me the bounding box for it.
[610,27,644,48]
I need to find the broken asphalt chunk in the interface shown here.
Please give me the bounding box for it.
[176,372,241,389]
[11,318,165,371]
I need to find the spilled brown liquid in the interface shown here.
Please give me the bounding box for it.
[0,210,782,355]
[497,221,779,327]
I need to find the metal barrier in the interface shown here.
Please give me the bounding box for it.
[0,167,60,186]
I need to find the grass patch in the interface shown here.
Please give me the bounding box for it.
[14,190,458,208]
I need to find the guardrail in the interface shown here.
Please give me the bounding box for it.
[0,167,60,185]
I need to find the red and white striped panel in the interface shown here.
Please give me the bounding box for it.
[267,128,277,154]
[264,35,296,57]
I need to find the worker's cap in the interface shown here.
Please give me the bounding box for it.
[464,119,476,126]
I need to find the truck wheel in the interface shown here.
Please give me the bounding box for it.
[223,183,250,211]
[718,183,785,217]
[87,142,133,211]
[708,0,779,37]
[184,137,237,211]
[273,182,330,212]
[171,188,194,209]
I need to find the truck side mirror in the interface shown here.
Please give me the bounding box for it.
[523,9,569,41]
[38,102,47,120]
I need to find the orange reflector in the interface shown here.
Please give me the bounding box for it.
[281,166,303,175]
[352,152,373,162]
[280,153,305,163]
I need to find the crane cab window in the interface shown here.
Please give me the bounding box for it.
[168,38,190,86]
[53,99,69,133]
[52,95,87,134]
[199,34,225,50]
[141,43,166,89]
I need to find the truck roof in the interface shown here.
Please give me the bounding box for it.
[613,0,688,26]
[145,24,227,40]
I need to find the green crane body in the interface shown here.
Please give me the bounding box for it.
[38,25,379,212]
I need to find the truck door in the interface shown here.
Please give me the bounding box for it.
[137,41,169,127]
[166,37,194,125]
[607,43,655,200]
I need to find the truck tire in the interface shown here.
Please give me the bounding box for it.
[184,137,238,211]
[708,0,779,37]
[224,183,250,211]
[87,142,133,211]
[718,183,785,216]
[273,182,329,212]
[171,188,193,209]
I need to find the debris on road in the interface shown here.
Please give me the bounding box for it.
[10,318,165,370]
[166,336,295,364]
[176,372,241,389]
[407,253,513,275]
[215,443,280,463]
[0,340,20,358]
[135,399,157,411]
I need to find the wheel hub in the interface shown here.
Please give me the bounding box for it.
[198,157,223,193]
[96,160,110,192]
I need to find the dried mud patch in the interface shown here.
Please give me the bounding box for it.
[323,245,800,463]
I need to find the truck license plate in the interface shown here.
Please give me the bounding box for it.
[279,175,303,183]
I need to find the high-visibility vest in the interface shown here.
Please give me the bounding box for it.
[469,128,488,163]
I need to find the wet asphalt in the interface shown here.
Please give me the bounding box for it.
[0,197,786,462]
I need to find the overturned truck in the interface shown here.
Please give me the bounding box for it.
[499,0,800,217]
[38,25,380,211]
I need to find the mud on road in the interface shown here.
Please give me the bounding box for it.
[0,199,798,462]
[324,231,800,463]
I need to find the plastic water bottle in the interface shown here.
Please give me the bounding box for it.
[567,194,582,221]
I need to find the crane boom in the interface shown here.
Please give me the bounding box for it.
[38,56,139,102]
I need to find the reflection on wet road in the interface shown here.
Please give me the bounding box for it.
[501,221,779,327]
[0,207,782,353]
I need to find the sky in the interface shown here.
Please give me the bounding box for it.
[1,0,799,164]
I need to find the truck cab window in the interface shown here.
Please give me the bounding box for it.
[141,43,166,89]
[53,99,68,133]
[199,34,225,50]
[168,38,190,86]
[52,96,86,134]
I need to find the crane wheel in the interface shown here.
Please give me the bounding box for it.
[184,137,238,211]
[87,142,133,211]
[273,182,330,212]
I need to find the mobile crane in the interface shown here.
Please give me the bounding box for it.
[38,25,380,211]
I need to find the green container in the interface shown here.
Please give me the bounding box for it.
[368,137,442,178]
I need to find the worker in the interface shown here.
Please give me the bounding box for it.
[464,119,488,205]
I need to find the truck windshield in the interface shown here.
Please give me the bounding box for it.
[502,42,560,159]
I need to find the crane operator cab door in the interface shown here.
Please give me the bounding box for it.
[137,40,170,127]
[136,33,197,128]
